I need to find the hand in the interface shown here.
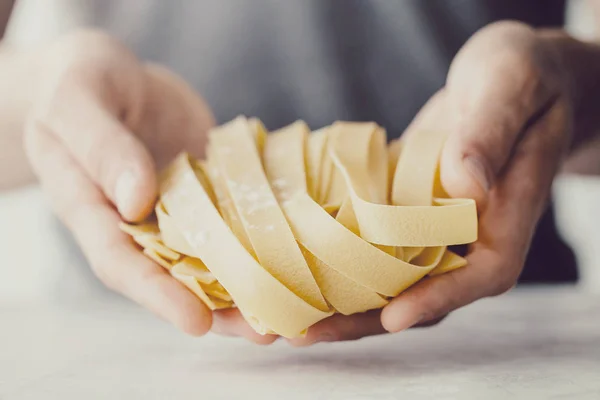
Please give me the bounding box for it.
[290,21,574,346]
[24,30,275,343]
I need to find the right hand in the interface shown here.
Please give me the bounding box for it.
[24,30,277,344]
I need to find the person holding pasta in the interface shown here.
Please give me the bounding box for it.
[0,0,599,345]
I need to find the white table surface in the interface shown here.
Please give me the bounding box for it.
[1,287,599,400]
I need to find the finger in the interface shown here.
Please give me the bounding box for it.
[381,248,501,333]
[24,121,212,336]
[382,98,568,332]
[138,64,215,163]
[211,308,278,345]
[412,314,447,328]
[441,21,562,204]
[32,59,156,222]
[288,310,385,347]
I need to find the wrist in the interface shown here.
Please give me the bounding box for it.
[537,29,600,150]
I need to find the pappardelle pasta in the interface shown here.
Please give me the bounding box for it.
[121,117,477,338]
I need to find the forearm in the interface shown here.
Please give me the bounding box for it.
[0,44,42,190]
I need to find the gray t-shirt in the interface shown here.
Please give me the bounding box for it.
[90,0,566,135]
[56,0,573,292]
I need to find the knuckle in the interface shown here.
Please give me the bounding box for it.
[491,47,548,104]
[451,21,558,104]
[475,21,538,56]
[482,20,536,37]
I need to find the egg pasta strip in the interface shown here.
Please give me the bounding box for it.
[120,116,478,337]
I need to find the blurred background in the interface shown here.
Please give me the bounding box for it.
[0,0,599,303]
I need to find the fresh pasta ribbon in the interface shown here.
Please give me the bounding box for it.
[120,116,478,338]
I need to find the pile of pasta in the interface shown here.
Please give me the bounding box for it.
[121,117,477,338]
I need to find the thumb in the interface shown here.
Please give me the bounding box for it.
[439,102,523,206]
[439,21,559,206]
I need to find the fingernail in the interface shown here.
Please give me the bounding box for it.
[397,314,425,332]
[463,156,493,192]
[115,169,136,216]
[384,310,425,333]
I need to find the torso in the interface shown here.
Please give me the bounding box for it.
[92,0,566,134]
[49,0,578,283]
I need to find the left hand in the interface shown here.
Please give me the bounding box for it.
[289,20,574,346]
[21,30,275,345]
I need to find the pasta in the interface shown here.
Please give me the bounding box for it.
[120,117,477,338]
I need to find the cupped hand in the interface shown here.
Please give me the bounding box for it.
[23,30,275,343]
[290,21,572,346]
